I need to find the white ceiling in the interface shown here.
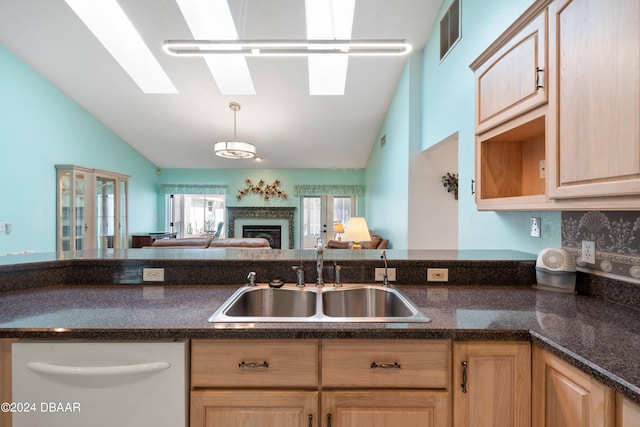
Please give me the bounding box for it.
[0,0,442,169]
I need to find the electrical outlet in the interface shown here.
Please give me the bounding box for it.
[427,268,448,282]
[582,241,596,264]
[375,268,396,281]
[530,217,541,238]
[539,160,546,179]
[143,268,164,282]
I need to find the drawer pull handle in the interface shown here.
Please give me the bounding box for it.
[308,413,313,427]
[461,361,468,393]
[370,362,401,369]
[327,413,332,427]
[238,361,269,369]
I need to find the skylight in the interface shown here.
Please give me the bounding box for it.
[64,0,177,94]
[305,0,356,95]
[176,0,256,95]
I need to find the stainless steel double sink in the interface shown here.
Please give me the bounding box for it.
[208,283,431,323]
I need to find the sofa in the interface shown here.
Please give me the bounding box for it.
[146,237,271,249]
[325,231,389,249]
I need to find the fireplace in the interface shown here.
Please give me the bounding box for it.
[243,225,282,249]
[227,207,296,249]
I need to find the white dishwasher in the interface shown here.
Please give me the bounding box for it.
[12,340,188,427]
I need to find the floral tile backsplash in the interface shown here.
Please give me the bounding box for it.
[561,211,640,281]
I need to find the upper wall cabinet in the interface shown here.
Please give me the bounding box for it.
[471,0,552,210]
[472,10,547,134]
[471,0,640,211]
[546,0,640,202]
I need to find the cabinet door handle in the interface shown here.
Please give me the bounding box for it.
[461,361,468,393]
[327,413,332,427]
[238,361,269,368]
[471,179,475,195]
[370,362,402,369]
[308,413,313,427]
[536,67,544,89]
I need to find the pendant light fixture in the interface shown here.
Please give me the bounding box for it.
[214,102,256,159]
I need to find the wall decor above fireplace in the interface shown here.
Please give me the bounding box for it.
[236,178,287,201]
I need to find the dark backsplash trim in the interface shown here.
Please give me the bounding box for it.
[2,258,639,311]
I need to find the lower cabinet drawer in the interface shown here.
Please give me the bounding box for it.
[191,339,319,388]
[322,339,450,388]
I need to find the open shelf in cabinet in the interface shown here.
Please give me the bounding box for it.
[478,113,546,203]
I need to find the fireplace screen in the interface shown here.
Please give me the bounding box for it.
[242,225,282,249]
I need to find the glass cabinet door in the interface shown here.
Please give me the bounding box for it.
[56,167,87,252]
[56,165,129,252]
[96,176,116,249]
[119,179,128,249]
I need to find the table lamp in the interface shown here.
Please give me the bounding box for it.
[334,223,345,241]
[342,217,371,249]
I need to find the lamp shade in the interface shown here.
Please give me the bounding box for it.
[334,223,345,233]
[342,217,371,249]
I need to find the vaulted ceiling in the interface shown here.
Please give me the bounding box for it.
[0,0,442,169]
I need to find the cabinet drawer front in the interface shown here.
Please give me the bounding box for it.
[322,340,450,388]
[192,339,318,388]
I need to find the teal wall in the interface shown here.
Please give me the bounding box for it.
[2,0,569,256]
[0,45,158,254]
[364,66,409,248]
[157,168,365,248]
[365,0,562,253]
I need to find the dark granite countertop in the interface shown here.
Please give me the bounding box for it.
[0,283,638,403]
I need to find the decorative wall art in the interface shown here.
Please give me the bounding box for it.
[237,178,287,201]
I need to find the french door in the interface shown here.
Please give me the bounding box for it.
[301,195,354,249]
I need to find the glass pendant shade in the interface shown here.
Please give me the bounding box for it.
[214,141,256,159]
[214,102,256,159]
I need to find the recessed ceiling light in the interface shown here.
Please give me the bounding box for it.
[175,0,255,95]
[64,0,177,94]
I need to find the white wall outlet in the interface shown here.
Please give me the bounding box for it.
[427,268,448,282]
[582,241,596,264]
[375,268,396,281]
[539,160,546,179]
[143,268,164,282]
[530,217,541,238]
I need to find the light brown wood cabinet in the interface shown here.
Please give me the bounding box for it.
[616,393,640,427]
[473,8,547,134]
[190,339,451,427]
[546,0,640,203]
[0,339,17,427]
[453,341,531,427]
[321,339,451,427]
[532,345,615,427]
[471,0,640,210]
[191,339,319,427]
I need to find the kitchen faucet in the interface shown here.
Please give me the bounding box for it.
[380,250,390,287]
[316,236,324,287]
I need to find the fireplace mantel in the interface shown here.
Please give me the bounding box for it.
[227,207,296,249]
